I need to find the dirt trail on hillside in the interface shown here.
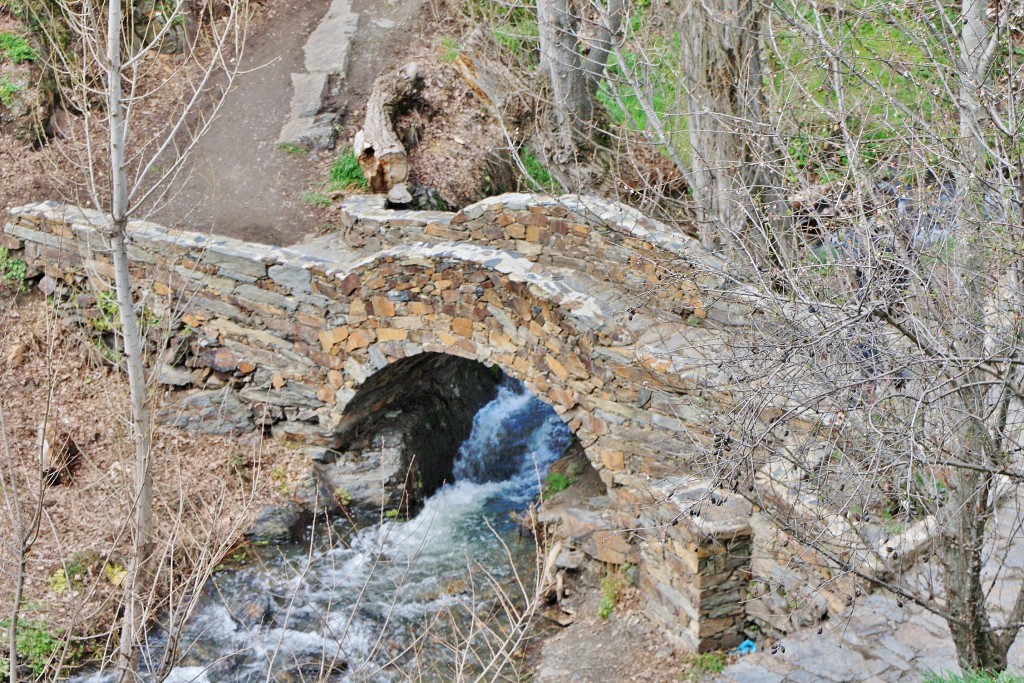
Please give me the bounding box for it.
[152,0,330,245]
[152,0,428,246]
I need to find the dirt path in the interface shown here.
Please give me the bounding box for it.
[152,0,429,246]
[152,0,332,246]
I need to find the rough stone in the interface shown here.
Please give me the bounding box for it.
[155,362,193,386]
[245,503,307,544]
[286,73,328,119]
[159,390,253,435]
[269,261,312,294]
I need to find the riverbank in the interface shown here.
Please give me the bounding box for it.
[0,293,305,677]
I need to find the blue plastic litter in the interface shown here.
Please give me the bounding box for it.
[733,639,757,655]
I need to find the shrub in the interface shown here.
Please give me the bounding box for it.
[0,619,63,677]
[0,32,36,63]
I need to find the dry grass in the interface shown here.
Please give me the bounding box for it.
[0,293,301,672]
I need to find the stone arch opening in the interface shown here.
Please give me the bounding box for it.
[322,351,601,514]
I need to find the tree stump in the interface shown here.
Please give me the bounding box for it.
[353,62,421,206]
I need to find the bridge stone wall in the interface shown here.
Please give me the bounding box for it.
[3,194,764,652]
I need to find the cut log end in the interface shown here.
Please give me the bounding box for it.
[354,62,423,197]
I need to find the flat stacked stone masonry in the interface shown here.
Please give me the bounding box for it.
[4,193,766,651]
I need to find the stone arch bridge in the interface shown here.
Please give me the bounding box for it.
[4,193,761,651]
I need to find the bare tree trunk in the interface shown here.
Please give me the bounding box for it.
[939,0,1008,670]
[106,0,154,676]
[456,26,618,196]
[536,0,621,191]
[679,0,767,250]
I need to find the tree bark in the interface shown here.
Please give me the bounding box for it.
[679,0,768,250]
[353,62,421,205]
[107,0,154,676]
[455,27,618,196]
[535,0,622,191]
[939,0,1013,671]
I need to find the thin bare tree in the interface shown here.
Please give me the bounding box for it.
[18,0,251,676]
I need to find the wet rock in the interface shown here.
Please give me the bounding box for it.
[293,464,343,517]
[230,592,276,627]
[245,502,308,545]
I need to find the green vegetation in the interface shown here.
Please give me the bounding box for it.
[301,190,332,208]
[334,487,353,507]
[270,466,291,495]
[458,0,538,66]
[543,471,573,499]
[768,1,955,182]
[519,148,561,194]
[87,289,161,334]
[597,571,628,619]
[385,508,401,520]
[922,672,1024,683]
[278,142,306,156]
[0,76,20,106]
[0,247,28,291]
[680,651,727,681]
[103,562,126,586]
[329,147,368,190]
[0,32,36,63]
[0,619,66,677]
[48,559,86,594]
[440,36,460,63]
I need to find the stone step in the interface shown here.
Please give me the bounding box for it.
[288,73,329,119]
[304,0,359,75]
[278,0,358,148]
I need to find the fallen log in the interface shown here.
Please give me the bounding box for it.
[353,62,421,205]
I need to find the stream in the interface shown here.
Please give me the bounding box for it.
[88,378,571,682]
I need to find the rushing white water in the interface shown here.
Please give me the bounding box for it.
[81,377,571,682]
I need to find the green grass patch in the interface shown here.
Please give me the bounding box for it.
[439,36,460,63]
[681,651,727,681]
[328,148,368,190]
[519,148,561,194]
[0,32,36,63]
[301,191,332,208]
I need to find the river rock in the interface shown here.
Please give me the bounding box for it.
[293,464,343,517]
[230,591,276,627]
[245,502,308,544]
